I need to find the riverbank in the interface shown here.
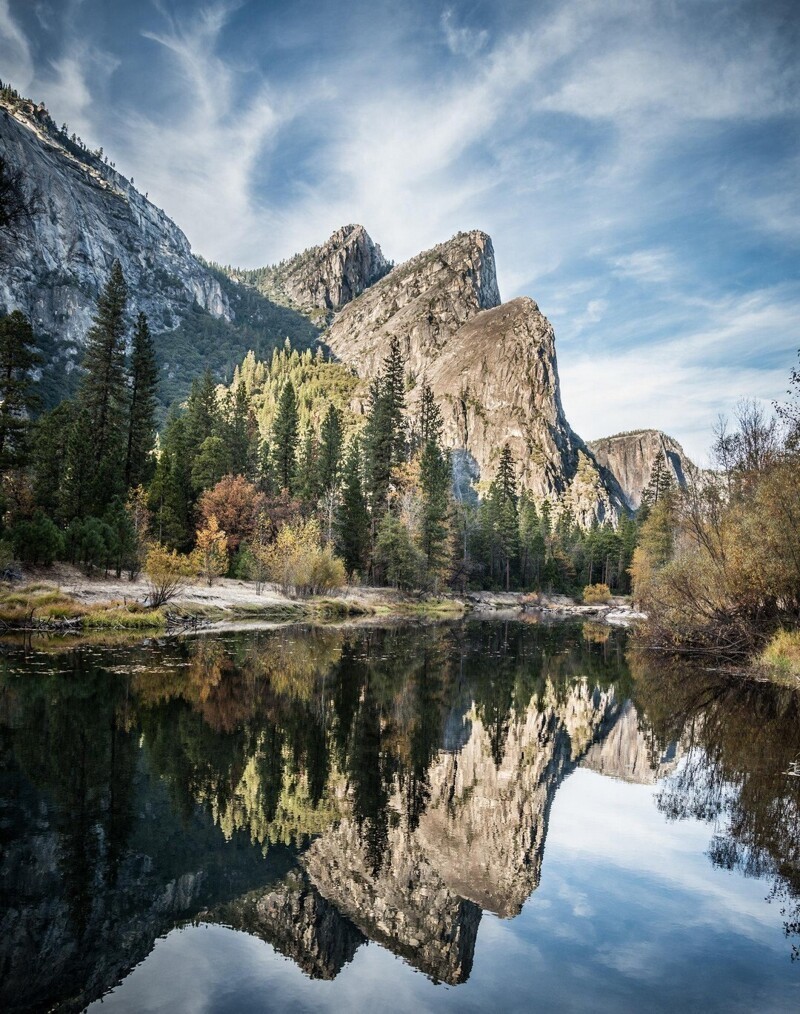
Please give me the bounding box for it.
[0,565,644,633]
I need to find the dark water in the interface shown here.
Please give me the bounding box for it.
[1,620,798,1013]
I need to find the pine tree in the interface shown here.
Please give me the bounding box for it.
[60,406,95,522]
[297,427,321,505]
[416,382,443,449]
[124,312,158,489]
[148,411,193,550]
[0,310,42,472]
[488,443,519,590]
[418,439,451,587]
[364,338,407,511]
[220,380,255,477]
[336,439,370,578]
[78,260,129,509]
[185,369,218,457]
[519,491,545,588]
[639,449,674,516]
[32,401,75,518]
[318,403,343,491]
[271,380,299,492]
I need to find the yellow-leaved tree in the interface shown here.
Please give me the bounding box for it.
[257,517,345,596]
[193,514,228,586]
[144,544,191,607]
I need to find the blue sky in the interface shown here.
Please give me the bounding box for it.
[2,0,799,460]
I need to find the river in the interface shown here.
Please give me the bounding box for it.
[1,619,798,1012]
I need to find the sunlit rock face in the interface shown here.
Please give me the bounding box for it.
[581,700,681,784]
[417,681,620,918]
[324,229,500,378]
[243,224,391,320]
[303,811,482,985]
[0,99,230,357]
[323,231,623,522]
[587,430,695,511]
[303,680,625,980]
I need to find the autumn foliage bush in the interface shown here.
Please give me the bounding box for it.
[144,543,191,607]
[582,583,611,605]
[255,517,345,596]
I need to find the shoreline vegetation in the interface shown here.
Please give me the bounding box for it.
[0,566,643,636]
[630,392,800,687]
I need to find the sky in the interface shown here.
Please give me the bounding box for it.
[1,0,799,461]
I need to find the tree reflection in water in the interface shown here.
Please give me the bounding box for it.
[633,654,800,958]
[0,621,798,1012]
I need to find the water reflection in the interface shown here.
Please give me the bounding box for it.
[633,655,800,959]
[0,622,797,1011]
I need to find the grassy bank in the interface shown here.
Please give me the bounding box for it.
[758,630,800,687]
[0,585,169,631]
[0,580,471,634]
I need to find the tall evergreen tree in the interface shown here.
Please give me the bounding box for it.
[418,439,451,586]
[32,401,75,518]
[416,382,443,449]
[488,443,520,590]
[124,312,158,489]
[336,439,370,577]
[78,260,129,509]
[271,380,299,492]
[60,406,95,522]
[0,310,41,472]
[296,427,321,505]
[185,369,218,457]
[639,449,674,516]
[220,380,256,477]
[148,410,193,550]
[364,338,407,511]
[318,403,343,491]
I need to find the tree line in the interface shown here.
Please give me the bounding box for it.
[0,261,649,598]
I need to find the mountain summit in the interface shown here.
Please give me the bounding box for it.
[232,223,391,322]
[320,229,622,523]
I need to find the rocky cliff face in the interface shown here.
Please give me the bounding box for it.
[210,871,366,980]
[323,231,623,522]
[0,93,318,409]
[587,429,695,511]
[0,97,229,353]
[302,678,624,982]
[236,224,391,322]
[324,229,500,377]
[581,700,681,784]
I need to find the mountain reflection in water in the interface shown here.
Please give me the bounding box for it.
[0,621,798,1012]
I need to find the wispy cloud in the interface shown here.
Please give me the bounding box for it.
[4,0,800,454]
[0,0,33,89]
[441,8,488,58]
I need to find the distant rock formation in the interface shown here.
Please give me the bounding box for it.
[324,229,501,376]
[0,96,229,351]
[323,230,623,522]
[237,224,391,321]
[581,700,681,784]
[587,429,695,511]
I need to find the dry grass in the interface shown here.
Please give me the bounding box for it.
[0,584,166,630]
[759,629,800,685]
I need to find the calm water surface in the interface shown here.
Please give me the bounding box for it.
[1,620,798,1012]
